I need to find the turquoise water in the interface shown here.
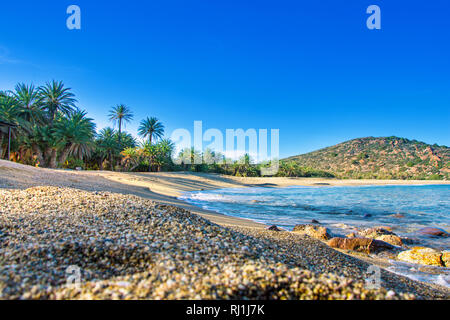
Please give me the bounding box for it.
[180,185,450,287]
[181,185,449,246]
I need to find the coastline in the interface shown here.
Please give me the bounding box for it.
[3,159,450,229]
[2,159,450,229]
[1,160,449,299]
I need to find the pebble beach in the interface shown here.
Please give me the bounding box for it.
[0,161,449,300]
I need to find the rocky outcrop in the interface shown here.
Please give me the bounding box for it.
[397,247,446,267]
[293,224,332,240]
[328,237,394,254]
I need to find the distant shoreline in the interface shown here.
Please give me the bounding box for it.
[2,159,449,229]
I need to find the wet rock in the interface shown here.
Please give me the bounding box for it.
[397,247,444,267]
[400,237,420,245]
[267,225,282,232]
[311,219,321,224]
[363,214,372,218]
[292,224,332,240]
[375,235,404,247]
[327,237,394,254]
[358,227,395,239]
[442,251,450,267]
[415,227,449,238]
[376,226,393,232]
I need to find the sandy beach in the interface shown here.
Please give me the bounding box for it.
[0,160,449,299]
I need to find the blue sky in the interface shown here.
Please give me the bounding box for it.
[1,0,449,158]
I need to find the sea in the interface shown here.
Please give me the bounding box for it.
[180,184,450,288]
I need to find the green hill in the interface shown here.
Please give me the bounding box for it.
[285,137,450,180]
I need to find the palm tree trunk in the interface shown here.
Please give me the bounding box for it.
[118,121,122,150]
[58,145,71,165]
[109,151,114,171]
[32,144,45,167]
[44,147,53,167]
[49,148,58,168]
[148,136,152,172]
[0,134,4,159]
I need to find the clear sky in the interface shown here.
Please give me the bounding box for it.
[1,0,449,158]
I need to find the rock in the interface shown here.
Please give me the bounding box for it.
[377,226,393,232]
[375,235,404,247]
[346,233,358,238]
[397,247,445,267]
[358,227,395,239]
[292,224,332,240]
[441,251,450,267]
[267,225,282,232]
[400,237,420,245]
[415,227,449,238]
[311,219,320,224]
[390,213,405,219]
[327,237,394,254]
[363,214,372,218]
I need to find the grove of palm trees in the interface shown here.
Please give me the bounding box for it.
[0,81,332,177]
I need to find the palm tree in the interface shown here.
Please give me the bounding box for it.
[138,117,164,145]
[155,139,175,171]
[55,110,96,165]
[39,80,77,125]
[138,117,164,171]
[97,127,118,170]
[114,131,136,150]
[121,147,143,172]
[108,104,133,149]
[0,93,23,159]
[11,83,44,128]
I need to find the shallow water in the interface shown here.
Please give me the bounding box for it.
[180,184,450,287]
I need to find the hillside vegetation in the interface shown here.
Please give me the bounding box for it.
[286,137,450,180]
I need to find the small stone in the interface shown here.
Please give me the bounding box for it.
[267,225,282,232]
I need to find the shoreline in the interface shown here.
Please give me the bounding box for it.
[3,160,450,229]
[2,159,450,229]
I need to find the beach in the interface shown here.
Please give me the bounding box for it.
[0,160,449,299]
